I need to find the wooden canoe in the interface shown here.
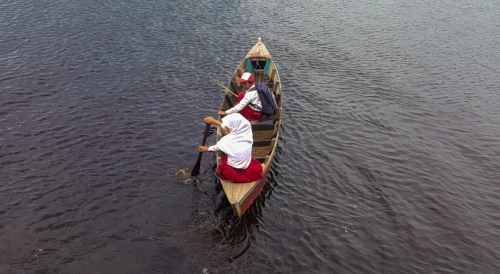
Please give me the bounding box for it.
[216,37,282,217]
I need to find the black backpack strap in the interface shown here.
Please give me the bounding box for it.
[247,87,260,110]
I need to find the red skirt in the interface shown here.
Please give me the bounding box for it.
[239,106,263,121]
[217,155,263,183]
[236,92,263,121]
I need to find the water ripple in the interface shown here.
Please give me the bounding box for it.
[2,0,500,273]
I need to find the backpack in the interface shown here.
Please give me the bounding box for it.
[250,82,277,117]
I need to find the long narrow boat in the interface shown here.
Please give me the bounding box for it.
[216,37,282,217]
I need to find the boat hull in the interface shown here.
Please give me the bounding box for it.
[216,37,281,217]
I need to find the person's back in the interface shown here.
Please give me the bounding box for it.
[216,113,253,169]
[198,113,263,183]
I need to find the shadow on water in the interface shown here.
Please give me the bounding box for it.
[163,165,279,273]
[208,166,277,262]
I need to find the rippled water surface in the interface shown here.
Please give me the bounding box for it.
[1,0,500,273]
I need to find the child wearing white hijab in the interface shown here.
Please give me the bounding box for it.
[198,113,263,182]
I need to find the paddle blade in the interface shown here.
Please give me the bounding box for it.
[191,123,211,177]
[190,161,201,176]
[191,152,203,176]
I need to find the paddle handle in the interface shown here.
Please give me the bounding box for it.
[210,77,238,97]
[190,123,212,176]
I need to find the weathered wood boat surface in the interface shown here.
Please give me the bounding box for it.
[216,37,282,217]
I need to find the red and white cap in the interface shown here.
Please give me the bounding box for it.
[237,72,255,83]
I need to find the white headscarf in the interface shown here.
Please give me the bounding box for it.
[218,113,253,169]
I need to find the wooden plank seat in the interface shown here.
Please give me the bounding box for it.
[252,123,279,140]
[252,145,271,158]
[252,140,272,162]
[253,128,274,141]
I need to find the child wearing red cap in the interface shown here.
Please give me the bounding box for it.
[218,72,263,122]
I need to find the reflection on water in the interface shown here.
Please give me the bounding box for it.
[166,160,279,273]
[205,162,279,259]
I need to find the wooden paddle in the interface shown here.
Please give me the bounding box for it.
[190,123,211,176]
[210,77,238,98]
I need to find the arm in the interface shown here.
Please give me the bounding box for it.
[197,116,220,153]
[204,116,230,135]
[199,144,218,152]
[204,116,222,127]
[223,92,252,114]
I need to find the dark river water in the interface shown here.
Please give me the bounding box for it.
[1,0,500,273]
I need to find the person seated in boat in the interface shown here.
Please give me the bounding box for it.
[218,72,263,122]
[198,113,263,183]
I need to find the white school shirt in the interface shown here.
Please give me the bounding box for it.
[225,85,262,114]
